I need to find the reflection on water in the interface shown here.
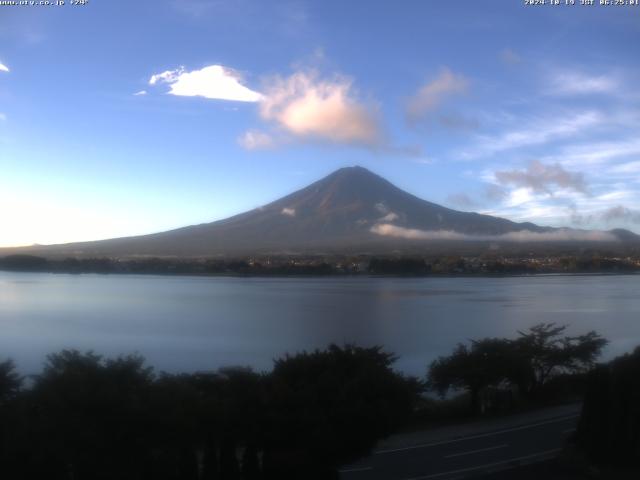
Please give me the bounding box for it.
[1,271,639,376]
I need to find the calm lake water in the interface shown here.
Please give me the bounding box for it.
[1,271,639,376]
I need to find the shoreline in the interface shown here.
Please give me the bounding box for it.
[2,267,639,279]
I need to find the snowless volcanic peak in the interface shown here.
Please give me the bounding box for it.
[2,166,636,257]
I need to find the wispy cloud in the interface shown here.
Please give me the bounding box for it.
[461,111,603,159]
[549,70,618,96]
[406,68,468,123]
[133,90,147,96]
[149,65,263,102]
[610,161,640,174]
[237,130,276,150]
[494,160,588,195]
[551,139,640,168]
[256,69,384,147]
[0,62,9,73]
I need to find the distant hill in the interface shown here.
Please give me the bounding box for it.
[2,166,638,258]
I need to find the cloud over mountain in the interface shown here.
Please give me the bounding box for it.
[370,223,617,243]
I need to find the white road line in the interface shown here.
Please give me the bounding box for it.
[339,466,373,473]
[375,414,578,455]
[443,444,508,459]
[405,448,562,480]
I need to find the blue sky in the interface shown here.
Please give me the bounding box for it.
[1,0,639,247]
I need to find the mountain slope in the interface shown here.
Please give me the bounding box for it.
[2,166,636,257]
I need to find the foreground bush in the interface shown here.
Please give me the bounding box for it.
[0,345,420,480]
[576,346,640,467]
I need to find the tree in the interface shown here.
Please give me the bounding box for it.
[576,346,640,466]
[0,359,23,476]
[26,350,155,480]
[0,359,22,405]
[428,338,517,413]
[427,324,608,411]
[515,323,608,396]
[263,344,421,479]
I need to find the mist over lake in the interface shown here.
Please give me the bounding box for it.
[2,271,639,376]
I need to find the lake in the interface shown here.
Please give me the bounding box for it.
[1,271,639,376]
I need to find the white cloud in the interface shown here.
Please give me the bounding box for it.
[281,207,296,217]
[379,212,399,222]
[258,70,383,147]
[370,223,617,242]
[147,64,413,153]
[374,202,390,215]
[406,68,468,122]
[371,224,466,241]
[149,67,184,85]
[503,188,535,208]
[550,71,618,96]
[0,62,9,73]
[149,65,262,102]
[133,90,147,96]
[238,130,276,150]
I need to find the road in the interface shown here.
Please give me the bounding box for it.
[340,405,580,480]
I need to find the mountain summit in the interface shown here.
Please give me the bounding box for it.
[4,166,636,257]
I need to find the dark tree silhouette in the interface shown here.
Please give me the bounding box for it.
[0,359,22,404]
[262,344,421,479]
[0,345,417,480]
[24,350,155,480]
[0,359,23,477]
[428,338,516,413]
[428,324,608,412]
[576,346,640,467]
[515,323,607,396]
